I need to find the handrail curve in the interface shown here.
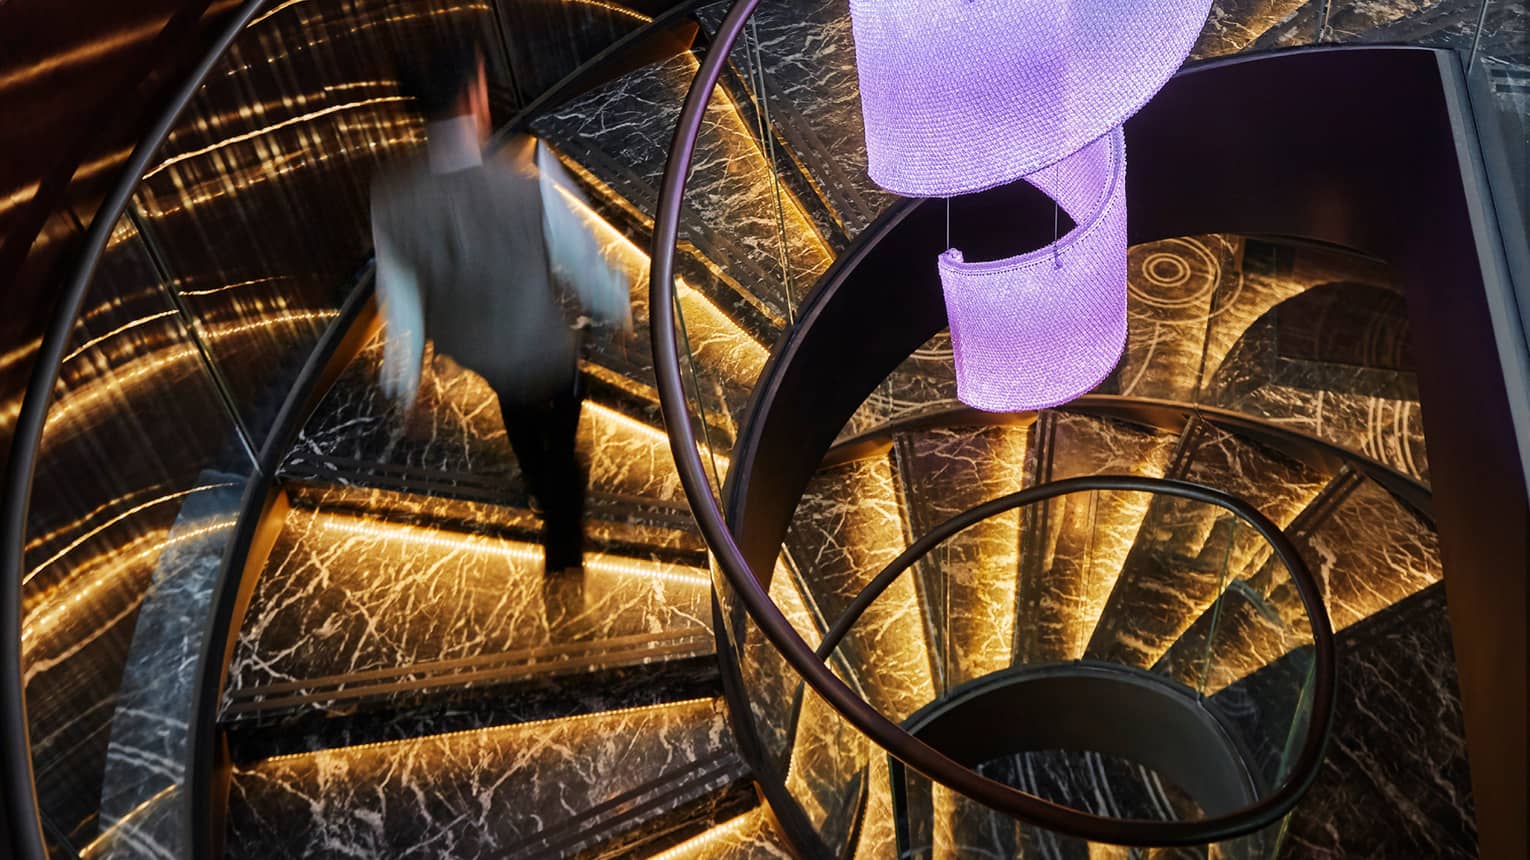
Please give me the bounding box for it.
[0,4,711,855]
[648,0,1336,846]
[0,3,275,854]
[815,473,1328,663]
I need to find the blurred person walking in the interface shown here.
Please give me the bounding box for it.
[371,34,629,579]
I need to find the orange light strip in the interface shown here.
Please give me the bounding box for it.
[318,515,712,589]
[144,96,410,179]
[22,519,235,649]
[23,484,237,586]
[60,311,179,364]
[257,696,714,765]
[566,0,652,24]
[79,784,177,859]
[645,809,760,860]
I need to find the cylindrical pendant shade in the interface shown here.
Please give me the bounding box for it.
[850,0,1211,197]
[939,131,1127,410]
[850,1,1209,412]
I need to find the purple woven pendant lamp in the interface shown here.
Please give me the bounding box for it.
[850,0,1211,410]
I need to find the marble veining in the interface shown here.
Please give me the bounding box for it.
[1228,584,1476,858]
[286,335,707,504]
[228,653,723,763]
[1014,412,1178,665]
[840,333,961,438]
[1085,420,1331,669]
[740,558,825,775]
[1203,260,1429,482]
[648,806,795,860]
[785,454,935,721]
[88,477,244,860]
[896,424,1030,692]
[785,687,869,858]
[1193,0,1505,58]
[854,753,898,860]
[898,750,1219,859]
[1159,468,1441,700]
[697,0,895,238]
[226,698,742,859]
[226,496,713,717]
[531,52,833,324]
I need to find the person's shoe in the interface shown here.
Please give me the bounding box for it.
[541,565,585,627]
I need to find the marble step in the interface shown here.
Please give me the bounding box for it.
[1013,410,1180,665]
[892,422,1032,694]
[636,806,796,860]
[695,0,895,241]
[1154,467,1442,695]
[285,330,727,506]
[225,698,752,860]
[223,489,714,725]
[1083,417,1334,670]
[530,51,834,331]
[783,450,934,723]
[1244,583,1476,858]
[528,149,772,435]
[275,473,705,568]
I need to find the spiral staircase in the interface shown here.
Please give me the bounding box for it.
[4,1,1525,859]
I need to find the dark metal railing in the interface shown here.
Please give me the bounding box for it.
[814,473,1326,662]
[0,5,277,854]
[0,3,704,855]
[647,0,1336,846]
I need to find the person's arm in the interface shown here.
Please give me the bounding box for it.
[535,140,632,331]
[372,201,426,410]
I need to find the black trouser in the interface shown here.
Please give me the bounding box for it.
[499,376,586,575]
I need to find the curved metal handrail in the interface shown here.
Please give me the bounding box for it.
[820,397,1435,524]
[815,474,1327,666]
[0,4,276,854]
[648,0,1336,846]
[0,4,711,854]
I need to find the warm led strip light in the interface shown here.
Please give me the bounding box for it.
[24,484,238,585]
[644,809,760,860]
[60,311,179,364]
[548,179,770,379]
[144,96,410,178]
[22,519,235,648]
[318,515,712,589]
[584,401,732,475]
[258,697,714,764]
[567,0,652,24]
[79,785,177,859]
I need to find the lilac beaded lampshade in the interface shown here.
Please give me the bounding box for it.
[850,0,1211,411]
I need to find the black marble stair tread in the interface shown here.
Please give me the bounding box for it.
[286,334,706,507]
[224,652,725,762]
[280,478,705,566]
[626,807,796,860]
[225,698,745,860]
[225,497,714,716]
[893,423,1032,693]
[1084,419,1333,669]
[695,0,894,239]
[1014,411,1180,665]
[1155,468,1442,692]
[783,452,933,723]
[530,52,833,327]
[942,751,1207,859]
[1253,583,1477,858]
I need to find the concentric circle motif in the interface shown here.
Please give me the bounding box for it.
[1127,237,1225,321]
